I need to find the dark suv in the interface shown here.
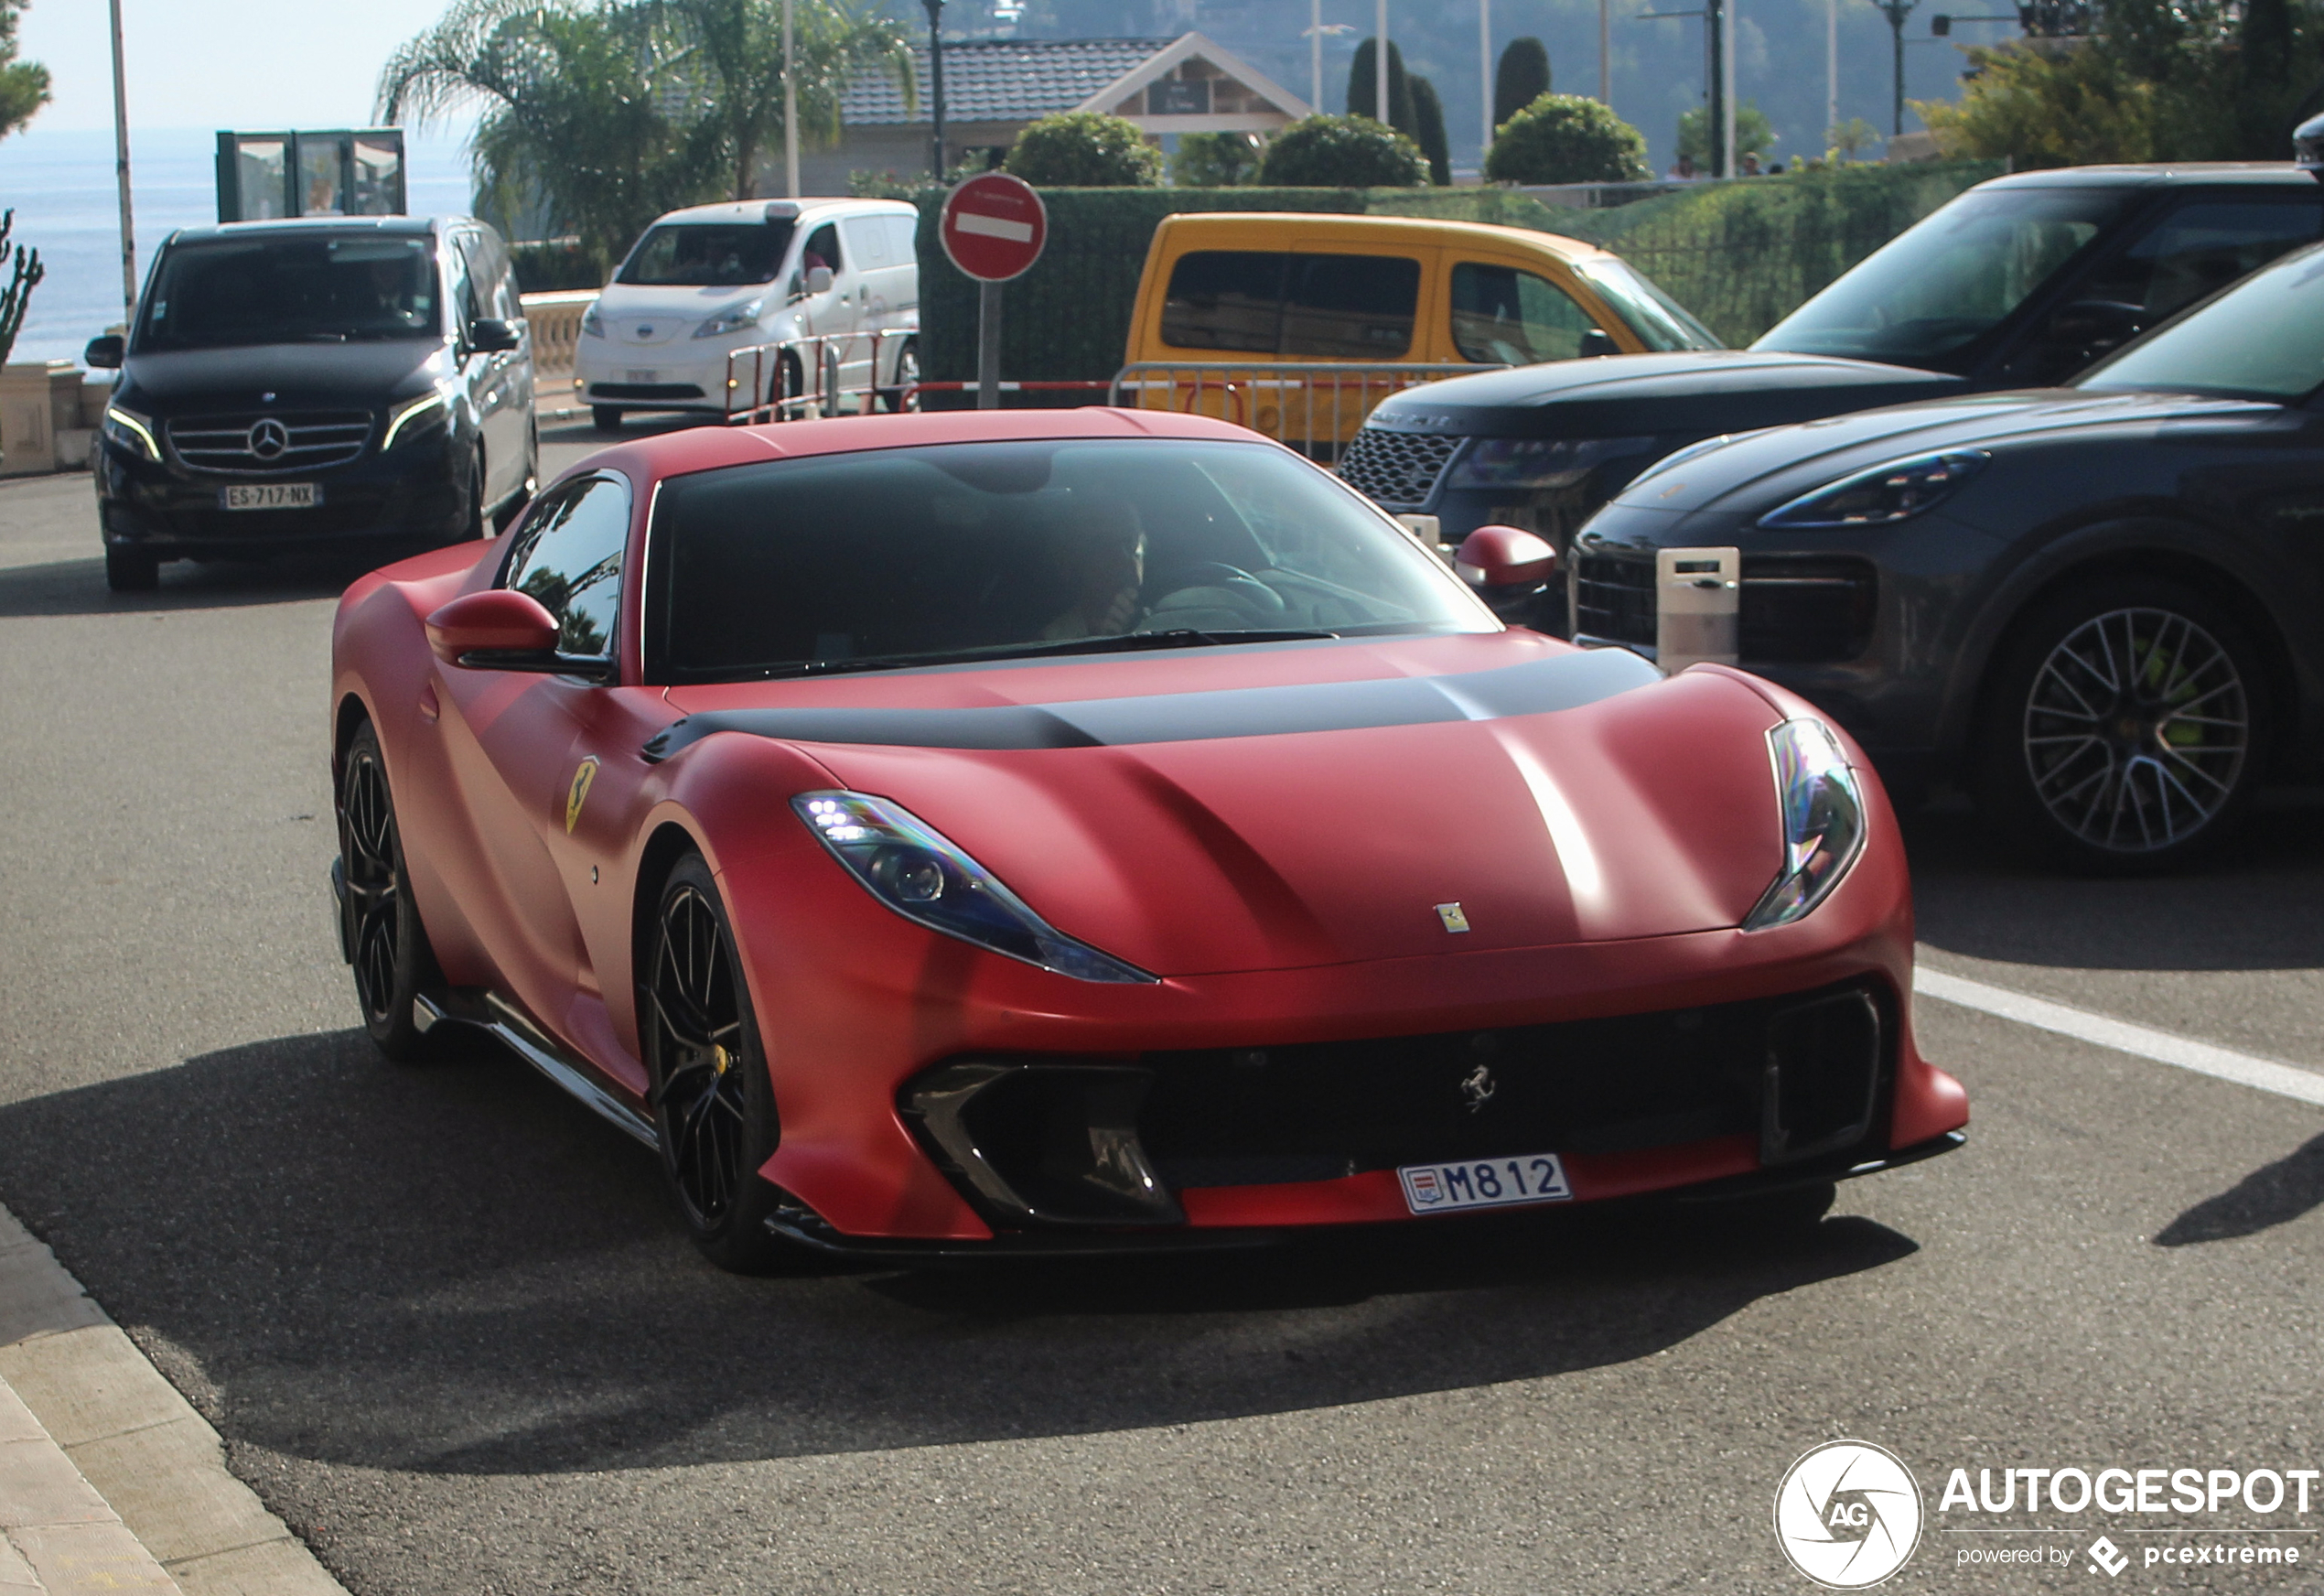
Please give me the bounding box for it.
[1337,165,2324,632]
[87,215,537,591]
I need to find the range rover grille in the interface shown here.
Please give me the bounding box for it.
[1335,426,1459,509]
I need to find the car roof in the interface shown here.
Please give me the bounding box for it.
[568,407,1277,487]
[159,214,460,245]
[1155,210,1614,264]
[1981,163,2319,190]
[645,198,916,227]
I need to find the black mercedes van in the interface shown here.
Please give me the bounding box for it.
[86,215,537,591]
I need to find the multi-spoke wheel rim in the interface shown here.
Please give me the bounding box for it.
[648,885,749,1226]
[2022,606,2248,853]
[339,751,402,1024]
[895,348,920,411]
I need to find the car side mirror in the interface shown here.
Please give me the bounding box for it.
[426,589,559,669]
[805,265,834,296]
[1456,524,1557,588]
[1577,328,1619,359]
[467,318,521,354]
[84,335,124,370]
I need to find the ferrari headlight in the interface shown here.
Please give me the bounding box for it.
[382,391,449,449]
[694,297,765,339]
[580,305,606,338]
[1743,718,1867,931]
[1759,450,1987,529]
[794,792,1156,984]
[102,404,158,461]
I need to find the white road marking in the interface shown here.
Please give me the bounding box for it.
[953,212,1034,243]
[1913,965,2324,1109]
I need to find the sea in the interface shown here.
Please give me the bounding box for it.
[0,125,477,368]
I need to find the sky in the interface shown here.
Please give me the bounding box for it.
[16,0,477,135]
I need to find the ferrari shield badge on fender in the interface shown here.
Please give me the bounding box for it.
[565,757,599,834]
[1435,901,1470,933]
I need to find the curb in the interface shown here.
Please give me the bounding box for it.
[0,1206,347,1596]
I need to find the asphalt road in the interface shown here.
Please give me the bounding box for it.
[3,426,2321,1594]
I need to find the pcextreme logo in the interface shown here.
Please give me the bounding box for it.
[1775,1440,1925,1588]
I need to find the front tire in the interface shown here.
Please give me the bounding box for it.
[641,853,799,1273]
[337,722,444,1062]
[103,545,158,593]
[1975,576,2266,872]
[880,340,920,413]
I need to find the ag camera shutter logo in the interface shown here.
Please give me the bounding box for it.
[1774,1440,1924,1588]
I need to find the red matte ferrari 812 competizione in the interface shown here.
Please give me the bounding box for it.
[328,408,1965,1270]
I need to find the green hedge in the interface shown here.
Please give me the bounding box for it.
[910,161,2009,389]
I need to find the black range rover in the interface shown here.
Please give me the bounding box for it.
[87,215,537,591]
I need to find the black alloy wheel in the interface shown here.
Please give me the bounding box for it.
[103,545,158,593]
[493,422,538,532]
[641,853,797,1272]
[592,404,623,432]
[1978,577,2266,872]
[337,722,443,1061]
[457,448,487,543]
[881,340,920,413]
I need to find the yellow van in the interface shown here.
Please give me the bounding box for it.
[1116,212,1719,453]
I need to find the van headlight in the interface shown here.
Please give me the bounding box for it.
[102,404,159,461]
[382,391,449,450]
[1759,450,1987,529]
[580,305,605,338]
[695,297,765,339]
[1743,718,1867,931]
[794,793,1156,983]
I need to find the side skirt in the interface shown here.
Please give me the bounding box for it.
[412,989,660,1149]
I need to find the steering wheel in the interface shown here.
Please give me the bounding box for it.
[1150,562,1286,620]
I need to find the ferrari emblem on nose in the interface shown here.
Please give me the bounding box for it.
[1460,1062,1497,1114]
[565,757,599,834]
[1435,901,1470,933]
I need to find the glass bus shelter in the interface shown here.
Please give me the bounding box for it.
[215,130,406,222]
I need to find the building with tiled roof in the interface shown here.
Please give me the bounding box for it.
[791,32,1312,192]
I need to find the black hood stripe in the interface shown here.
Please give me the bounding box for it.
[640,647,1662,761]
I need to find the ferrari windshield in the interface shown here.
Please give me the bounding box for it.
[2078,242,2324,401]
[648,438,1494,681]
[1755,187,2131,369]
[136,234,439,349]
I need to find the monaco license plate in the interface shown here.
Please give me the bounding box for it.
[220,483,319,511]
[626,369,658,383]
[1399,1151,1572,1215]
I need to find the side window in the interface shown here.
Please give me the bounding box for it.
[2004,197,2323,383]
[1280,253,1420,358]
[843,215,890,268]
[1160,250,1287,352]
[503,475,631,659]
[802,222,843,276]
[1449,263,1597,363]
[883,214,919,266]
[447,235,483,331]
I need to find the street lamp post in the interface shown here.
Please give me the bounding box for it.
[782,0,800,199]
[922,0,947,179]
[1375,0,1388,132]
[108,0,136,327]
[1873,0,1914,136]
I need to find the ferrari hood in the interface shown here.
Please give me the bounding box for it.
[662,638,1792,976]
[1361,350,1964,443]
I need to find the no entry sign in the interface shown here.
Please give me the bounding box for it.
[940,173,1049,283]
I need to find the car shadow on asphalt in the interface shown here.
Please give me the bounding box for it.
[0,550,395,620]
[0,1026,1918,1477]
[1902,792,2324,973]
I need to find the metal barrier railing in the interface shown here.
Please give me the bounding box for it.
[1109,361,1501,463]
[725,329,912,423]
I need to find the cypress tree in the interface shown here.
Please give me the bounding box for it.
[1493,37,1551,132]
[1346,38,1416,135]
[1409,73,1451,184]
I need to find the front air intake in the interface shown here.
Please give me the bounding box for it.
[1760,987,1885,1164]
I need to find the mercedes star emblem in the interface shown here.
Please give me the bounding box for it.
[246,417,290,460]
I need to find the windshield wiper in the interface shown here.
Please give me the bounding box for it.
[748,628,1341,680]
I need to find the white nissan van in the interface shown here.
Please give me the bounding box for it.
[574,197,920,427]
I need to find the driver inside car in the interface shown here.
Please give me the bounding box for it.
[1040,498,1147,640]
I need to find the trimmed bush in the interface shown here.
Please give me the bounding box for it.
[1484,93,1651,183]
[1258,114,1427,188]
[1002,112,1164,188]
[1171,131,1264,188]
[1409,75,1451,188]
